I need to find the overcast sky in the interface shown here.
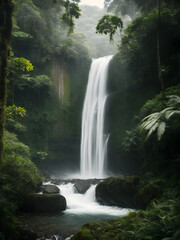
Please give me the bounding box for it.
[80,0,104,8]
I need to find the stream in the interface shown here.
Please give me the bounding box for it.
[21,181,132,240]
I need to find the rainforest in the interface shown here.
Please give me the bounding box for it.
[0,0,180,239]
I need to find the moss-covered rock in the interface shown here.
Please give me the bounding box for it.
[23,193,66,213]
[71,228,94,240]
[134,183,163,209]
[96,176,140,208]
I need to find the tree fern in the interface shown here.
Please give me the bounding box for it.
[140,95,180,141]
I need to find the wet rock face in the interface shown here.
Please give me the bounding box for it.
[73,179,102,194]
[41,184,60,194]
[95,176,140,209]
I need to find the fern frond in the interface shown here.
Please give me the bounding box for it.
[145,122,159,141]
[165,109,180,120]
[157,122,166,141]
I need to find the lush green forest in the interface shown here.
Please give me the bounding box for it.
[0,0,180,239]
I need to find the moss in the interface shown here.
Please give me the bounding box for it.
[96,175,140,208]
[134,183,163,209]
[23,193,66,213]
[71,228,94,240]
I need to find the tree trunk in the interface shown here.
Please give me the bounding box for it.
[156,0,164,99]
[0,0,14,169]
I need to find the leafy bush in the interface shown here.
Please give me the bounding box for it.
[0,131,42,239]
[1,131,42,204]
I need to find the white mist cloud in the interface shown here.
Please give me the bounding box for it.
[80,0,104,8]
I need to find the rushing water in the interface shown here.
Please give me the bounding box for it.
[80,56,113,179]
[21,182,132,239]
[60,183,129,216]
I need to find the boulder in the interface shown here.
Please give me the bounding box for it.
[96,175,140,208]
[71,228,94,240]
[134,183,163,209]
[41,184,60,194]
[74,180,92,193]
[74,179,102,194]
[23,193,66,213]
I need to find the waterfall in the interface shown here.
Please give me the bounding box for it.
[80,55,113,179]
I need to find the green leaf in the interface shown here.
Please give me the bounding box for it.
[157,122,166,141]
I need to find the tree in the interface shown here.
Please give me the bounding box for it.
[96,14,123,42]
[0,0,14,169]
[61,0,81,33]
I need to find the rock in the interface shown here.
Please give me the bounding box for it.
[134,183,163,209]
[19,229,37,240]
[74,179,102,194]
[74,180,91,193]
[41,184,60,194]
[71,228,94,240]
[96,175,140,208]
[23,193,66,213]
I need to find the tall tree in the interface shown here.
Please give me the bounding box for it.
[96,14,123,42]
[0,0,14,168]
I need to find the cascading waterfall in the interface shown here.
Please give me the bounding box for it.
[80,55,113,178]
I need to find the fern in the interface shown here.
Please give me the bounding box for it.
[140,95,180,141]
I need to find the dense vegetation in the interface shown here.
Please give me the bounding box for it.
[0,0,90,238]
[0,0,180,239]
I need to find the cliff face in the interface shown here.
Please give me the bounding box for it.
[45,57,91,174]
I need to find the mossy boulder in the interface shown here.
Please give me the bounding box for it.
[134,183,163,209]
[71,228,94,240]
[23,193,66,213]
[96,176,140,208]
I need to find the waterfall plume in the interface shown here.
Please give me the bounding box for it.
[80,55,113,178]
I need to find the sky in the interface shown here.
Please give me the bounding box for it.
[80,0,104,8]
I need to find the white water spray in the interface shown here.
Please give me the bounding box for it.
[59,183,131,216]
[80,55,113,178]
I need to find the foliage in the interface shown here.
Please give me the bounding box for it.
[2,131,42,199]
[140,95,180,141]
[140,84,180,118]
[96,14,123,41]
[106,6,180,174]
[121,130,139,152]
[17,74,51,90]
[5,105,26,119]
[61,0,81,33]
[0,195,19,240]
[72,198,180,240]
[54,33,91,62]
[8,51,34,73]
[0,130,42,239]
